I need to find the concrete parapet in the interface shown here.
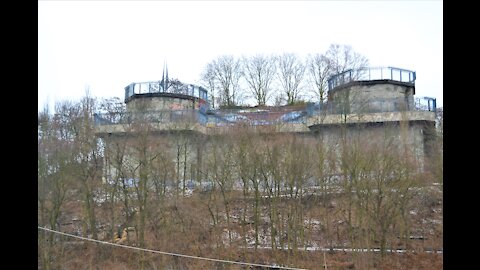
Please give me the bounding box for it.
[95,121,205,137]
[95,111,435,137]
[306,111,436,127]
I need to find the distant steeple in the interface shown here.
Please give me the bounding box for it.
[161,61,169,91]
[165,63,169,85]
[162,64,165,83]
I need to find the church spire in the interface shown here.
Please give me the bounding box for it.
[165,62,169,85]
[162,60,169,91]
[161,61,168,92]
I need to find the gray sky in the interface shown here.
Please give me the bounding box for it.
[38,0,443,111]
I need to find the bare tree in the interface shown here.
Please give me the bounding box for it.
[201,55,244,108]
[282,136,313,252]
[361,141,416,258]
[233,130,263,250]
[200,62,217,109]
[98,97,125,116]
[208,137,235,244]
[242,54,277,106]
[172,133,191,197]
[260,138,283,251]
[72,94,103,240]
[325,44,369,78]
[214,55,243,107]
[277,53,306,105]
[312,135,338,252]
[38,105,71,270]
[129,111,155,248]
[233,128,255,252]
[97,98,130,243]
[306,53,331,104]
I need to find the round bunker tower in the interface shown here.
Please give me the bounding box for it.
[124,80,208,113]
[327,67,425,114]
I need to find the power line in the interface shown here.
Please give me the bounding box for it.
[38,226,307,270]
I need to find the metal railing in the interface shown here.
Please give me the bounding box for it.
[124,81,208,102]
[95,108,310,127]
[201,112,308,127]
[414,96,437,112]
[94,109,199,126]
[95,97,436,128]
[310,96,436,115]
[95,97,435,128]
[328,67,416,90]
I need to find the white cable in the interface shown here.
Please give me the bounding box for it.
[38,226,307,270]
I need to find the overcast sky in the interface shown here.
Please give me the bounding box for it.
[38,0,443,111]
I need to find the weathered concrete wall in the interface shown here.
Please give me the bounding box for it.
[306,111,436,126]
[126,95,197,112]
[94,122,205,138]
[101,130,207,189]
[329,81,415,113]
[98,118,436,190]
[96,111,435,168]
[308,120,434,171]
[95,120,311,137]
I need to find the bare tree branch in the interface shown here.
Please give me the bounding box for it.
[277,53,306,105]
[242,54,277,106]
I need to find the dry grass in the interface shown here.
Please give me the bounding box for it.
[40,187,442,270]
